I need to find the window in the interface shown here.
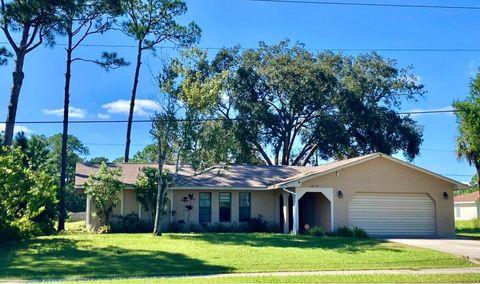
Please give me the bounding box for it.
[199,192,211,223]
[455,206,461,218]
[219,192,231,222]
[239,192,251,222]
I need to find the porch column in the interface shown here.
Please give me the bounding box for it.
[282,192,289,234]
[293,194,299,235]
[86,195,91,228]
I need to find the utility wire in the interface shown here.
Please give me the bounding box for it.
[247,0,480,10]
[10,109,463,124]
[2,41,480,53]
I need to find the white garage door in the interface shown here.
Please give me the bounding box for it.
[348,193,436,237]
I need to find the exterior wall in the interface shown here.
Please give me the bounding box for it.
[86,188,155,229]
[171,189,278,224]
[455,202,479,220]
[301,157,456,237]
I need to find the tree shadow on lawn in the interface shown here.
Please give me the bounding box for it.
[0,237,232,280]
[167,233,404,254]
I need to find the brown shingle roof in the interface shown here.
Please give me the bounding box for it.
[454,191,480,203]
[75,153,467,190]
[75,163,315,189]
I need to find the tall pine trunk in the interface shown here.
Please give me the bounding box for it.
[124,41,143,162]
[3,50,26,145]
[58,30,73,231]
[153,137,165,236]
[3,24,31,146]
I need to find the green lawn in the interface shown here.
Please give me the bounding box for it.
[0,231,476,281]
[456,220,480,238]
[59,274,480,283]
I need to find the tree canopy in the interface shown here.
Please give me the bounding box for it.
[170,41,425,166]
[453,71,480,190]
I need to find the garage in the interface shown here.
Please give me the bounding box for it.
[348,193,436,237]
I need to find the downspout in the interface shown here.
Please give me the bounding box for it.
[282,188,299,235]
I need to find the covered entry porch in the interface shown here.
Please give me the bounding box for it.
[279,187,334,234]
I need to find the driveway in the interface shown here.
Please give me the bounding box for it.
[388,238,480,263]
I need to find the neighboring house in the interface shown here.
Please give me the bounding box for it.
[454,191,480,220]
[75,153,467,237]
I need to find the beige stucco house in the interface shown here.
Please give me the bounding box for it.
[454,191,479,221]
[75,153,467,237]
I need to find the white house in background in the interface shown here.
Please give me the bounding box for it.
[454,191,480,220]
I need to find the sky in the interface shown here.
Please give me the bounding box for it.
[0,0,479,183]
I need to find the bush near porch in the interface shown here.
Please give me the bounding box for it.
[0,231,475,281]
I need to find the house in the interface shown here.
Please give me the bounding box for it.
[454,191,480,220]
[75,153,468,237]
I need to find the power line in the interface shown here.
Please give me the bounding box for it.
[247,0,480,10]
[9,109,464,124]
[2,40,480,53]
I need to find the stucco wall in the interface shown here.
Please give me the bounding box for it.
[171,189,277,224]
[301,157,456,237]
[455,203,479,220]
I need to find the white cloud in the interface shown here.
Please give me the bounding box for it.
[468,60,478,78]
[102,99,160,116]
[0,124,33,134]
[43,107,87,118]
[407,106,454,118]
[97,113,111,119]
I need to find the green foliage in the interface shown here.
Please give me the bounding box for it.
[110,213,153,233]
[87,156,110,164]
[134,167,170,219]
[453,73,480,190]
[119,0,200,50]
[13,133,89,212]
[0,46,12,65]
[473,218,480,229]
[334,226,368,238]
[171,41,424,165]
[335,226,354,237]
[352,226,369,239]
[132,144,157,163]
[84,162,124,225]
[0,146,58,242]
[304,226,326,237]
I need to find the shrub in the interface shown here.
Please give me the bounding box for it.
[110,213,153,233]
[0,147,58,243]
[325,231,337,237]
[473,217,480,229]
[305,226,325,237]
[352,226,369,238]
[248,214,268,232]
[336,226,354,237]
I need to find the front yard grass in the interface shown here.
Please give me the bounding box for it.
[0,232,475,280]
[456,220,480,238]
[62,274,480,283]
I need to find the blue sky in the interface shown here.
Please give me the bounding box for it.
[0,0,478,182]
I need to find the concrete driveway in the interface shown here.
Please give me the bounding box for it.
[388,238,480,263]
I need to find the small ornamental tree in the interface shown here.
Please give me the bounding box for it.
[134,167,170,220]
[84,162,124,225]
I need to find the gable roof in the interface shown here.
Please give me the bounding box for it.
[75,153,468,190]
[268,153,468,190]
[454,191,480,203]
